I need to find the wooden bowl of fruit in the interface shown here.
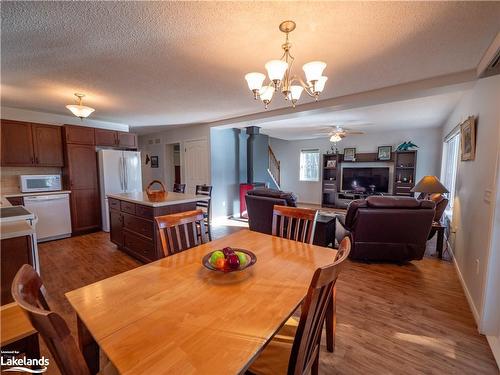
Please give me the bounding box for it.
[202,247,257,273]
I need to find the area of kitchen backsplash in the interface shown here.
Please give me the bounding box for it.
[1,167,62,194]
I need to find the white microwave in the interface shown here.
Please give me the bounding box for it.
[19,175,62,193]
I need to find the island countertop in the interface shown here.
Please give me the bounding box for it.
[107,191,209,207]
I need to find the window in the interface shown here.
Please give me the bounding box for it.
[440,131,460,216]
[300,149,320,181]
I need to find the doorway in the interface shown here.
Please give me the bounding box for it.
[165,143,181,190]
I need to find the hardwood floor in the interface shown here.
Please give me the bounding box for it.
[36,224,498,374]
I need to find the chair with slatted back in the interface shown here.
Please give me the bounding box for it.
[155,209,208,256]
[272,205,318,244]
[11,264,117,375]
[173,183,186,193]
[195,184,213,241]
[248,237,351,375]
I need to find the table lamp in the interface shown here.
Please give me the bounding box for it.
[411,176,449,199]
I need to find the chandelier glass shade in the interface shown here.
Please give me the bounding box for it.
[245,20,327,109]
[66,93,95,119]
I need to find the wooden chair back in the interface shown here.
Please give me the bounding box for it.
[155,209,208,256]
[288,237,351,375]
[173,183,186,193]
[11,264,91,375]
[272,205,318,244]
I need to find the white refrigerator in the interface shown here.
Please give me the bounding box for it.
[98,150,142,232]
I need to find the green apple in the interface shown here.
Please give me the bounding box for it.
[236,251,247,267]
[210,250,224,265]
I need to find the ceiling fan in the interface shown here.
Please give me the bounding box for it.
[314,126,365,142]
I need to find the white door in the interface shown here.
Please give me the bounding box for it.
[184,139,209,194]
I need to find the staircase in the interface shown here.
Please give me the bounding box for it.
[267,146,281,190]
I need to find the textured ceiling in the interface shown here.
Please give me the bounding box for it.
[1,2,499,130]
[257,91,466,140]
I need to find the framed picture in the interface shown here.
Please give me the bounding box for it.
[326,159,336,168]
[343,148,356,161]
[460,116,476,161]
[150,155,159,168]
[377,146,392,161]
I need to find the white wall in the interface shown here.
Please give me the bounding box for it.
[1,106,129,131]
[138,124,211,190]
[440,75,500,337]
[269,127,442,204]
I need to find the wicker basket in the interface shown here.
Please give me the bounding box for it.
[146,180,167,202]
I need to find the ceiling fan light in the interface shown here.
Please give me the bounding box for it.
[259,86,274,102]
[65,104,95,118]
[314,76,328,93]
[289,85,304,101]
[245,72,266,91]
[303,61,326,83]
[265,60,288,81]
[330,134,342,143]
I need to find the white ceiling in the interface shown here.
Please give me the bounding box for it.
[1,2,499,131]
[257,90,466,140]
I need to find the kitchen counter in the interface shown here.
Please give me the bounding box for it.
[3,190,72,198]
[107,191,209,207]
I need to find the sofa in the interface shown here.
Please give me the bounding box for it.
[336,196,435,262]
[245,188,298,235]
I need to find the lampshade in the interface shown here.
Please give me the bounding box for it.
[314,76,328,93]
[410,176,449,193]
[289,85,304,101]
[330,134,342,143]
[259,85,274,102]
[65,104,95,118]
[303,61,326,83]
[245,72,266,91]
[265,60,288,81]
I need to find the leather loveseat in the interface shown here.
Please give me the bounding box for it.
[336,196,435,262]
[245,189,298,235]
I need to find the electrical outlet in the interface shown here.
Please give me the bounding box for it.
[484,189,493,204]
[476,259,480,275]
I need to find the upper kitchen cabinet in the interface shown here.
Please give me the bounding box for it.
[117,131,137,148]
[0,119,63,167]
[63,124,95,145]
[95,129,137,149]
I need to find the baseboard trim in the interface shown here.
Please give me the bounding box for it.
[449,247,481,327]
[486,335,500,370]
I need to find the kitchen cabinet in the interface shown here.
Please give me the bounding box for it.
[63,144,100,234]
[63,125,95,145]
[1,235,33,305]
[0,120,63,167]
[109,208,124,247]
[95,129,137,149]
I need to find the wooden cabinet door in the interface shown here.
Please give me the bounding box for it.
[110,210,124,246]
[63,125,95,145]
[117,132,137,148]
[0,120,35,166]
[70,189,101,233]
[32,124,63,166]
[1,235,32,305]
[65,144,98,190]
[95,129,117,147]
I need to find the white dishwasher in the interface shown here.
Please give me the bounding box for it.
[23,193,72,242]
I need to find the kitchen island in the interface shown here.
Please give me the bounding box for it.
[107,192,209,262]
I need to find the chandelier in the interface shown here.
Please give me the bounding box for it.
[66,93,95,119]
[245,20,327,109]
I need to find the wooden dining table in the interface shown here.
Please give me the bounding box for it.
[66,229,337,375]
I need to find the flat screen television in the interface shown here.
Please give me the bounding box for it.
[341,167,390,193]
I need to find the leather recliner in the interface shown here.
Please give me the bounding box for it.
[336,196,435,262]
[245,189,298,235]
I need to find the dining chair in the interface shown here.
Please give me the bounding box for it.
[173,183,186,193]
[11,264,117,375]
[195,184,213,241]
[155,209,208,256]
[248,236,351,375]
[271,205,318,244]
